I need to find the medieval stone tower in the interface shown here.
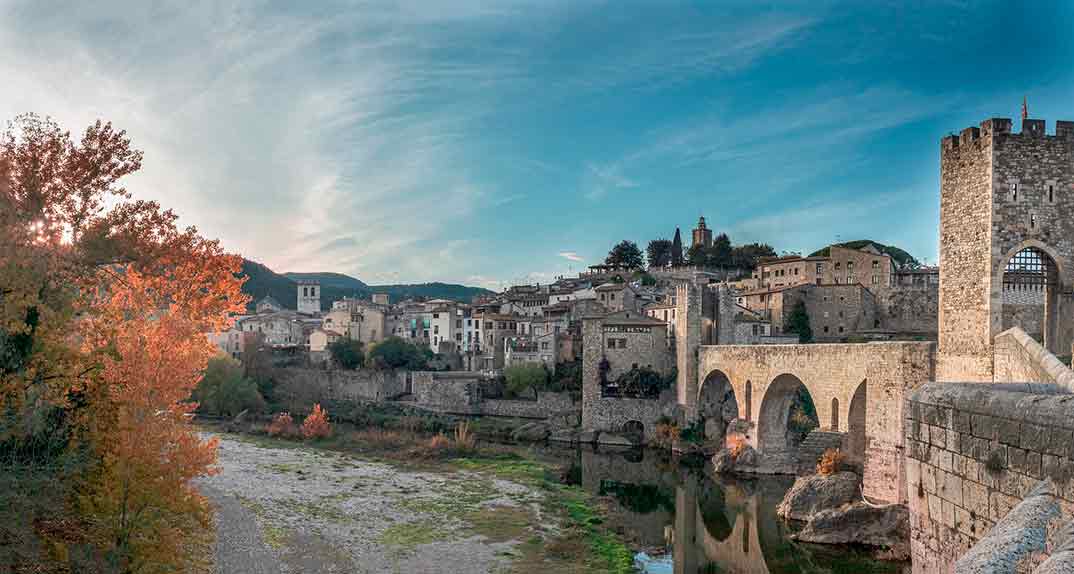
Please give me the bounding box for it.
[937,116,1074,381]
[297,280,321,314]
[691,216,713,249]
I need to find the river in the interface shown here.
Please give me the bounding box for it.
[533,444,908,574]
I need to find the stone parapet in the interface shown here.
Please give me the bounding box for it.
[905,382,1074,573]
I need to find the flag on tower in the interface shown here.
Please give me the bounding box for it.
[1022,96,1029,120]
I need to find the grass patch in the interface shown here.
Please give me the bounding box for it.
[379,518,453,551]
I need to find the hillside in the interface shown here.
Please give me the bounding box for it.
[283,272,368,291]
[239,259,493,310]
[809,240,920,268]
[368,282,494,303]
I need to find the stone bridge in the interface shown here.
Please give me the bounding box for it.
[695,341,935,503]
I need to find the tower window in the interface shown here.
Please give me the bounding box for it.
[1030,213,1037,229]
[1046,181,1057,204]
[1009,181,1019,202]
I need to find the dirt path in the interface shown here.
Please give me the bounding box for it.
[198,434,548,574]
[201,483,281,574]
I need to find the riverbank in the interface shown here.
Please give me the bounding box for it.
[197,429,634,573]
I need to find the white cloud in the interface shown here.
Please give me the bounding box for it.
[558,251,584,262]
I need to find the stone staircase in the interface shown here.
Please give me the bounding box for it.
[796,430,846,472]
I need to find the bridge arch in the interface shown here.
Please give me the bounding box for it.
[698,369,739,445]
[757,373,818,456]
[845,379,868,467]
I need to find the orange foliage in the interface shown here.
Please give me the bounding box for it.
[427,433,453,451]
[817,448,846,475]
[301,404,332,439]
[268,412,297,437]
[727,433,749,460]
[1,114,248,571]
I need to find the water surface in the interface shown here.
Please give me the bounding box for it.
[535,445,907,574]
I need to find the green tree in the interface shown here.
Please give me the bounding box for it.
[328,339,364,370]
[786,300,813,343]
[711,233,733,267]
[671,228,684,267]
[646,239,672,268]
[686,243,709,267]
[367,336,433,370]
[504,363,549,397]
[605,240,644,269]
[731,242,777,270]
[193,355,266,416]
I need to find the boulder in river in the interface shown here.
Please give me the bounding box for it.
[711,444,759,474]
[776,471,861,522]
[793,502,910,559]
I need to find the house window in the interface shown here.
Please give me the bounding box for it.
[433,326,439,334]
[607,338,616,349]
[872,274,880,285]
[834,262,841,271]
[432,313,439,319]
[1009,181,1019,201]
[541,342,549,350]
[618,339,627,349]
[823,326,829,333]
[838,326,845,333]
[610,293,616,300]
[1031,213,1037,229]
[816,262,823,274]
[872,260,879,270]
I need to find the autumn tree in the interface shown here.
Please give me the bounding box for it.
[0,113,248,572]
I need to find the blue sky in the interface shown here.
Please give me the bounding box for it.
[2,1,1073,289]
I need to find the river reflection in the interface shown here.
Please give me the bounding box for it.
[538,445,906,574]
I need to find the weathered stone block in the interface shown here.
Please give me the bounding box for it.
[971,414,998,440]
[997,418,1022,447]
[1020,422,1046,451]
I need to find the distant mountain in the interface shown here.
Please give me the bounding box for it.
[238,259,493,311]
[369,282,495,304]
[809,240,920,268]
[283,272,367,291]
[240,259,300,310]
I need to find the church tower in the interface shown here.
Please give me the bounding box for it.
[692,216,713,249]
[297,280,321,314]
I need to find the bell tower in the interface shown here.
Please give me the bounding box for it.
[692,216,713,249]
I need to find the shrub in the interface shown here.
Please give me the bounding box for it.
[504,363,548,398]
[193,355,266,416]
[267,412,296,437]
[301,404,332,439]
[454,421,475,451]
[654,421,680,449]
[427,433,453,451]
[327,339,364,370]
[367,337,434,370]
[727,433,749,460]
[816,448,846,475]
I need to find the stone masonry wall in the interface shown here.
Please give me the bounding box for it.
[992,327,1074,391]
[904,382,1074,573]
[279,368,409,402]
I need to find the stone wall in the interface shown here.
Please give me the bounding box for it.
[584,391,679,441]
[279,368,409,402]
[992,327,1074,391]
[904,382,1074,573]
[410,371,578,420]
[877,281,940,339]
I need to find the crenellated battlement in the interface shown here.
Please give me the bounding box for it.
[943,117,1074,150]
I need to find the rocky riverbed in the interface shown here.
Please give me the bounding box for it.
[197,433,558,574]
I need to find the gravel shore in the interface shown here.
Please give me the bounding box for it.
[198,434,546,574]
